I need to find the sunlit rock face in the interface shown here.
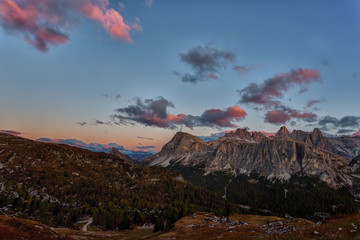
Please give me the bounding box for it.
[146,127,356,189]
[275,126,290,137]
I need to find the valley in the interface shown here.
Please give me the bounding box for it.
[1,126,360,239]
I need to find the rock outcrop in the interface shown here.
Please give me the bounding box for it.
[146,127,355,189]
[109,147,134,163]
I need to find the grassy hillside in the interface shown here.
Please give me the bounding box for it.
[0,133,235,231]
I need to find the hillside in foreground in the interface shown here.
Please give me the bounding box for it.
[0,133,235,230]
[3,212,359,240]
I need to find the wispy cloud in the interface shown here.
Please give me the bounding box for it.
[137,136,154,140]
[136,145,155,150]
[233,64,260,76]
[0,130,22,136]
[145,0,154,8]
[102,93,121,101]
[337,129,356,135]
[77,120,112,126]
[306,98,327,108]
[177,45,235,83]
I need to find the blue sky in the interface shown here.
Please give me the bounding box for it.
[1,0,360,151]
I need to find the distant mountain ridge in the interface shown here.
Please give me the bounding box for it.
[145,127,360,189]
[36,137,156,161]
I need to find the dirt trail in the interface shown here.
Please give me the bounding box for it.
[82,217,93,231]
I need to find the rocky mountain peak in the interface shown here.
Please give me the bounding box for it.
[311,128,324,145]
[276,126,290,137]
[108,147,134,163]
[144,132,211,167]
[164,132,210,153]
[168,132,207,147]
[223,128,266,143]
[224,128,250,138]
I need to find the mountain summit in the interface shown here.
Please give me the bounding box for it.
[276,126,290,137]
[146,127,357,189]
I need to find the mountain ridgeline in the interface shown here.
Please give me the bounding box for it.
[145,127,360,218]
[0,133,236,231]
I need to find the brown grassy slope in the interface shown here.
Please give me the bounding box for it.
[0,215,72,240]
[0,133,233,229]
[146,212,360,240]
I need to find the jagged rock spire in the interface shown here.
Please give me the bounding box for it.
[276,126,290,137]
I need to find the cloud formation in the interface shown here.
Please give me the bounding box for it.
[136,145,155,150]
[0,130,22,136]
[233,64,259,76]
[0,0,140,52]
[178,45,235,83]
[102,93,121,101]
[318,115,360,131]
[337,129,356,135]
[112,96,247,129]
[77,120,112,126]
[306,98,327,108]
[238,68,321,108]
[265,109,316,125]
[352,131,360,137]
[137,136,154,140]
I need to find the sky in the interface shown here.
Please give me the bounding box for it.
[1,0,360,153]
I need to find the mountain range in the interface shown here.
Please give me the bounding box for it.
[144,126,360,218]
[1,126,360,233]
[145,127,360,188]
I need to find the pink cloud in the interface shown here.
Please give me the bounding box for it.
[201,106,247,128]
[208,73,219,79]
[82,2,104,21]
[265,110,291,124]
[289,109,316,119]
[352,130,360,137]
[227,106,247,118]
[0,0,141,51]
[265,109,316,124]
[0,0,69,51]
[113,97,247,129]
[81,1,135,42]
[239,68,321,108]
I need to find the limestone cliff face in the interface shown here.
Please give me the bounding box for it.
[146,128,355,189]
[222,128,267,142]
[143,132,212,167]
[275,126,290,137]
[287,128,360,159]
